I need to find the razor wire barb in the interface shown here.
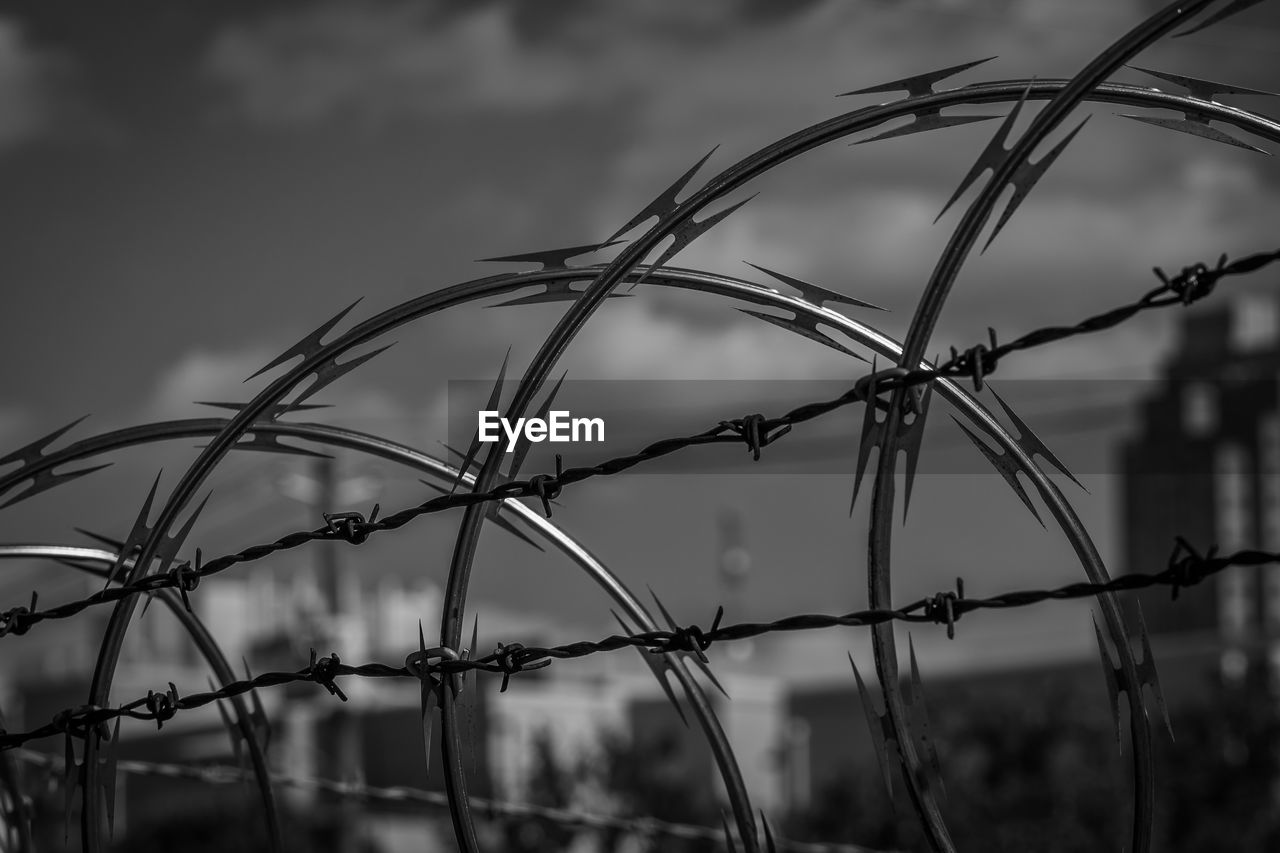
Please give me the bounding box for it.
[8,749,890,853]
[0,246,1274,642]
[0,535,1262,751]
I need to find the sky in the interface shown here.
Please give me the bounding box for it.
[1,0,1279,683]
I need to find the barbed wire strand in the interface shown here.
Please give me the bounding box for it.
[7,748,889,853]
[0,537,1256,750]
[0,248,1272,643]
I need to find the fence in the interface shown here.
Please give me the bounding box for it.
[1,1,1279,851]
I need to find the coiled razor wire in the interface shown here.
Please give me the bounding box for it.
[3,3,1277,849]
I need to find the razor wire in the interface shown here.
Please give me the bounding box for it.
[0,535,1259,751]
[0,246,1273,643]
[3,6,1278,848]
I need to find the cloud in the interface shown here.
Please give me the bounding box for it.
[143,347,275,420]
[142,344,440,453]
[0,17,83,151]
[0,406,30,451]
[200,0,870,128]
[561,291,857,381]
[595,140,1279,338]
[195,0,1280,396]
[203,2,634,126]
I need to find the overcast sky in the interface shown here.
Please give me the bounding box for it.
[1,0,1278,681]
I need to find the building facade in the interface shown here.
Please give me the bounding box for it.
[1121,292,1280,685]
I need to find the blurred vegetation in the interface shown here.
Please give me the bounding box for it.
[785,674,1280,852]
[506,672,1280,852]
[21,673,1280,852]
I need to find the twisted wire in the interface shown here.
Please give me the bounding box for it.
[0,537,1259,751]
[1,248,1271,641]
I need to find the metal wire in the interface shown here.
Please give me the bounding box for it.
[0,247,1269,642]
[0,8,1270,847]
[0,535,1256,751]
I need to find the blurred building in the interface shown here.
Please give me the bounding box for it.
[486,673,628,800]
[12,568,495,853]
[774,291,1280,817]
[1121,290,1280,687]
[627,670,789,815]
[17,292,1280,846]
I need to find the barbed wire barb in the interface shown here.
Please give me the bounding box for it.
[196,400,331,420]
[62,730,78,843]
[849,654,898,805]
[1092,615,1125,751]
[934,81,1033,223]
[1126,65,1280,102]
[207,430,333,459]
[451,348,510,494]
[477,240,624,271]
[1131,601,1174,741]
[899,378,934,523]
[612,610,690,727]
[629,193,759,292]
[721,811,740,853]
[949,416,1045,526]
[245,298,362,383]
[851,357,887,513]
[1117,108,1268,154]
[988,387,1085,491]
[0,415,109,510]
[100,715,120,841]
[854,108,1002,145]
[101,471,162,590]
[906,637,945,803]
[606,145,719,242]
[982,114,1091,253]
[290,342,396,409]
[736,307,867,360]
[648,588,729,698]
[743,261,884,312]
[461,616,479,694]
[839,56,998,98]
[0,414,90,469]
[507,371,568,481]
[139,491,211,618]
[489,279,634,308]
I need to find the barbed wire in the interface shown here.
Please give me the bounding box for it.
[8,748,888,853]
[0,536,1261,751]
[1,247,1273,644]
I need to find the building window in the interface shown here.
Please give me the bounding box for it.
[1215,443,1253,639]
[1261,413,1280,629]
[1183,382,1217,437]
[1232,294,1279,352]
[784,718,811,812]
[1222,647,1249,684]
